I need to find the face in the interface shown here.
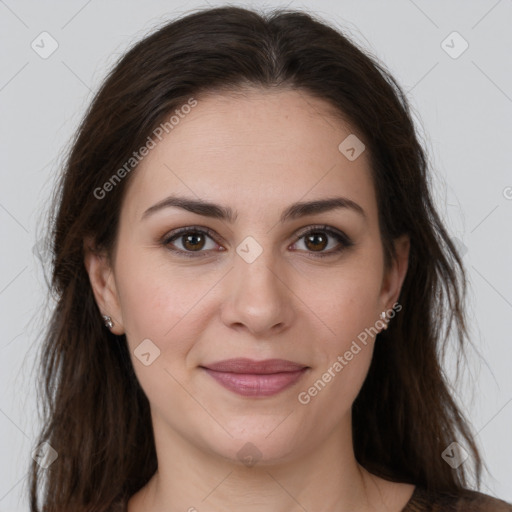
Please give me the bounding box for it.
[85,88,409,466]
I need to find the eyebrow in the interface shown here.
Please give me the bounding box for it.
[141,194,366,223]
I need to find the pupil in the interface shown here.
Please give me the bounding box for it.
[184,233,204,250]
[306,232,327,251]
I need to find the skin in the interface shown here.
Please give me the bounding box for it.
[85,88,413,511]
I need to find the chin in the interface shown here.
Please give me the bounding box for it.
[196,419,308,467]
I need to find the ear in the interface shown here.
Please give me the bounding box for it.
[379,234,410,310]
[83,236,124,334]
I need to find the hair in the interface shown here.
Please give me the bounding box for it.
[29,5,484,511]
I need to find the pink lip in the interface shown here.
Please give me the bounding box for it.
[201,358,309,397]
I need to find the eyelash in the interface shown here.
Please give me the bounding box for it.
[161,224,354,259]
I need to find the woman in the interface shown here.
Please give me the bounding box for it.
[29,5,512,511]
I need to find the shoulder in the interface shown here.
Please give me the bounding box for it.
[404,487,512,511]
[453,490,512,511]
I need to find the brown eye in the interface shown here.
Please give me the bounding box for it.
[162,227,220,258]
[181,232,206,251]
[291,225,354,258]
[304,231,329,252]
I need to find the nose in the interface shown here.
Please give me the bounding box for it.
[220,245,295,337]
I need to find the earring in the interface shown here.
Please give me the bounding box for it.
[380,311,388,330]
[102,315,114,329]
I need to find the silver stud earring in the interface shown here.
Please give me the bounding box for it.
[102,315,114,329]
[380,311,388,330]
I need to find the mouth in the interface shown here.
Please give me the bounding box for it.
[200,358,310,397]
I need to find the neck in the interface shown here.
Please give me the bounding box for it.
[129,410,391,512]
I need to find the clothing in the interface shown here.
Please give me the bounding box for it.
[402,486,512,511]
[120,486,512,511]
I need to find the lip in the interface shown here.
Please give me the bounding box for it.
[203,358,307,373]
[201,358,309,397]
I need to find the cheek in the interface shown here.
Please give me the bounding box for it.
[113,251,172,342]
[114,250,219,365]
[318,266,383,349]
[297,280,381,428]
[301,249,383,402]
[114,255,206,409]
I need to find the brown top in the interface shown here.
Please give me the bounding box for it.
[118,486,512,511]
[402,486,512,511]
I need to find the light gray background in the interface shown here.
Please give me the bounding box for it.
[1,0,511,509]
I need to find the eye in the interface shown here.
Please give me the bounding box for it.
[161,224,353,259]
[290,224,353,258]
[162,226,222,258]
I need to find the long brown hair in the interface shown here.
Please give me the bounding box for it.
[29,5,483,511]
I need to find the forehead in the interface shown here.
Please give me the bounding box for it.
[121,88,377,225]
